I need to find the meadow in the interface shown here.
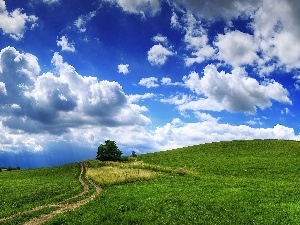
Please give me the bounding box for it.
[1,139,300,224]
[0,163,83,224]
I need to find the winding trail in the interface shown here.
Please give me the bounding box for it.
[0,162,102,224]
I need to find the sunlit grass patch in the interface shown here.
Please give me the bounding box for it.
[87,160,198,186]
[87,164,157,186]
[85,159,195,187]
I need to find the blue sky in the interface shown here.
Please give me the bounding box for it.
[0,0,299,168]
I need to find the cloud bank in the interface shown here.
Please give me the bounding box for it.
[0,46,150,152]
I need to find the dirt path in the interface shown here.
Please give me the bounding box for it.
[0,162,102,224]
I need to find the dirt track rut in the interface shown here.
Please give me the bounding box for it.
[0,162,102,224]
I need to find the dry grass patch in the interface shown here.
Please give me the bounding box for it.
[87,165,157,186]
[85,159,195,187]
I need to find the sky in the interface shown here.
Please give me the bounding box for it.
[0,0,300,168]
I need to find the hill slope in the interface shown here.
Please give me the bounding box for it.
[140,139,300,180]
[2,139,300,224]
[48,139,300,224]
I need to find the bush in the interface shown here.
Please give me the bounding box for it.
[131,151,137,157]
[96,140,122,162]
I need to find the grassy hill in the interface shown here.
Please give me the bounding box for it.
[1,139,300,224]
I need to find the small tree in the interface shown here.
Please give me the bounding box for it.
[96,140,122,161]
[131,151,137,157]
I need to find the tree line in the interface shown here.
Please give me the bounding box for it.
[0,166,21,172]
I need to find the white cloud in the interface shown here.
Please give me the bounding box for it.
[161,77,172,85]
[147,44,174,66]
[0,82,7,95]
[182,13,215,66]
[178,97,224,112]
[171,0,259,20]
[107,0,161,17]
[252,0,300,71]
[293,74,300,90]
[0,123,43,152]
[42,0,60,5]
[41,0,59,4]
[215,30,259,67]
[180,65,292,113]
[246,118,264,126]
[152,117,300,151]
[74,11,96,32]
[128,93,154,103]
[0,46,298,155]
[170,12,181,30]
[0,0,38,40]
[118,64,129,74]
[194,112,220,122]
[57,36,75,52]
[281,108,290,115]
[161,77,183,86]
[138,77,159,88]
[160,94,190,106]
[246,120,257,126]
[152,34,168,45]
[171,1,300,72]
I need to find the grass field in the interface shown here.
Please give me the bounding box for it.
[0,163,82,224]
[2,139,300,224]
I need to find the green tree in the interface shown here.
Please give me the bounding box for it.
[96,140,122,161]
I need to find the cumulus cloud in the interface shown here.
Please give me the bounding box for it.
[57,36,75,52]
[215,30,259,67]
[0,46,297,155]
[169,0,300,73]
[252,0,300,70]
[0,46,151,152]
[74,11,96,32]
[0,0,38,40]
[118,64,129,74]
[0,123,43,152]
[147,44,174,66]
[138,77,159,88]
[180,65,292,113]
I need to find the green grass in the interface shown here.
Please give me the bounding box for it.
[140,139,300,180]
[45,139,300,224]
[3,139,300,224]
[1,206,58,225]
[0,163,82,219]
